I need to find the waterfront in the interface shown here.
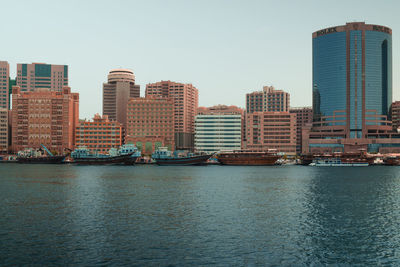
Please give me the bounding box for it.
[1,164,400,265]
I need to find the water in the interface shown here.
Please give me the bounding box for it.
[1,164,400,266]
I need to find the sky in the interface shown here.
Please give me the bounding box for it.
[1,0,399,119]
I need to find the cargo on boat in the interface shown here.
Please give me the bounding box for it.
[152,147,212,166]
[71,144,140,165]
[217,150,280,166]
[16,144,65,164]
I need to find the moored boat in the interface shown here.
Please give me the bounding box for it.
[384,156,400,166]
[71,144,140,165]
[152,147,212,166]
[16,145,65,164]
[309,158,369,166]
[217,150,280,166]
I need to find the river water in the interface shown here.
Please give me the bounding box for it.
[1,164,400,266]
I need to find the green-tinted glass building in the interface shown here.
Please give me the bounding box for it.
[16,63,68,92]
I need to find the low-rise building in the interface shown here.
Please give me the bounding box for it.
[75,114,123,154]
[126,97,174,155]
[246,111,296,156]
[195,105,243,153]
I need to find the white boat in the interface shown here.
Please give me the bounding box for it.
[309,158,369,167]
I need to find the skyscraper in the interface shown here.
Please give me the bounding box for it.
[146,81,198,150]
[0,61,9,109]
[304,22,400,154]
[312,22,392,138]
[102,69,140,126]
[16,63,68,92]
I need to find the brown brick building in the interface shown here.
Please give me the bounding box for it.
[126,97,175,155]
[11,86,79,154]
[146,81,198,150]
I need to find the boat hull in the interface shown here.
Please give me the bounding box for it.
[310,162,369,167]
[73,154,138,165]
[16,155,66,164]
[154,154,212,166]
[217,152,280,166]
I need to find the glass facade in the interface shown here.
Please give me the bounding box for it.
[313,23,392,137]
[312,31,347,124]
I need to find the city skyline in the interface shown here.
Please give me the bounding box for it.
[1,0,400,119]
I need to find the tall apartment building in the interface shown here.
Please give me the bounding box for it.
[195,105,243,153]
[391,101,400,130]
[126,97,174,154]
[11,86,79,154]
[246,91,263,113]
[75,114,123,154]
[290,107,313,154]
[246,86,290,114]
[103,69,140,126]
[0,108,8,153]
[146,80,198,150]
[0,61,9,109]
[246,111,296,156]
[263,86,290,112]
[16,63,68,92]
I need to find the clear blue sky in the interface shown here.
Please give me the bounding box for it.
[1,0,399,118]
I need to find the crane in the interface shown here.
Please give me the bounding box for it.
[40,144,54,157]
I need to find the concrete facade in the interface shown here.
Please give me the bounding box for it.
[0,108,8,153]
[126,97,175,155]
[0,61,9,109]
[390,101,400,130]
[246,91,263,113]
[195,105,243,153]
[263,86,290,112]
[103,69,140,126]
[75,114,123,154]
[146,80,198,150]
[246,111,297,155]
[11,86,79,154]
[290,107,313,154]
[16,63,68,92]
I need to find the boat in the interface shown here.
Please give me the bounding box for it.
[384,156,400,166]
[151,147,212,166]
[16,144,65,164]
[217,150,280,166]
[71,144,140,165]
[309,157,369,166]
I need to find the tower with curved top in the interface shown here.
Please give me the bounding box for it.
[102,69,140,126]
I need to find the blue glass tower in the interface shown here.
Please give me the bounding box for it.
[312,22,392,139]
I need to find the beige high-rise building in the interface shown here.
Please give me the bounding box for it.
[146,80,198,150]
[0,61,9,109]
[102,69,140,126]
[0,108,8,153]
[263,86,290,112]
